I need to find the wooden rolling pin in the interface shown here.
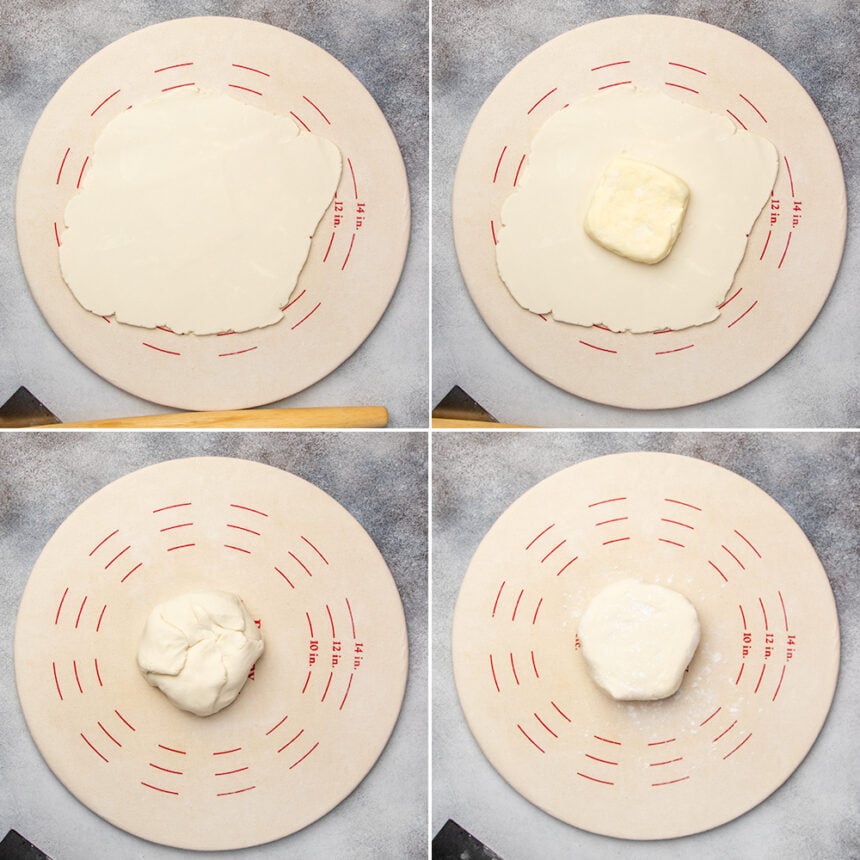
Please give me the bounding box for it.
[38,406,389,429]
[431,418,534,429]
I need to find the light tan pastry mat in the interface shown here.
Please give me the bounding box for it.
[16,16,410,411]
[453,15,846,410]
[452,452,839,840]
[15,457,408,850]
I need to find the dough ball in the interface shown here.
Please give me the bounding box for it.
[584,156,689,264]
[578,579,699,701]
[137,590,264,716]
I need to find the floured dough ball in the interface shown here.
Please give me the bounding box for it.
[578,579,699,701]
[584,156,690,264]
[137,590,264,716]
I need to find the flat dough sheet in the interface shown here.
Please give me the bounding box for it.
[15,457,408,850]
[452,15,846,409]
[16,17,410,410]
[453,452,839,839]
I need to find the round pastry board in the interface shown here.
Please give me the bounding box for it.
[452,452,839,840]
[16,17,410,411]
[452,15,846,410]
[14,457,408,850]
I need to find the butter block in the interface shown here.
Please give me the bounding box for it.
[584,156,690,264]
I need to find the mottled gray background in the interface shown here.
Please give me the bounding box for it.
[1,0,428,427]
[0,431,428,859]
[433,432,859,858]
[432,0,859,428]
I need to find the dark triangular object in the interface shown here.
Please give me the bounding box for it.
[0,830,54,859]
[432,819,504,859]
[432,385,498,423]
[0,387,60,427]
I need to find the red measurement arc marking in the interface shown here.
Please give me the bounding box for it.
[726,109,747,130]
[160,522,192,532]
[778,591,788,631]
[668,61,707,75]
[289,741,320,769]
[526,524,554,549]
[735,663,745,685]
[153,502,191,513]
[76,156,89,189]
[339,673,354,710]
[759,597,769,630]
[94,658,103,687]
[54,587,69,625]
[282,289,306,311]
[727,301,758,328]
[90,529,118,556]
[73,660,83,694]
[739,93,767,123]
[540,540,565,562]
[511,589,524,621]
[739,604,748,629]
[783,155,795,196]
[658,538,685,548]
[759,230,772,260]
[594,735,621,745]
[104,545,130,570]
[489,654,500,693]
[735,530,761,558]
[650,757,684,766]
[772,665,787,702]
[718,287,742,309]
[590,60,630,71]
[556,557,579,579]
[56,146,71,184]
[655,344,695,355]
[157,744,185,754]
[513,153,526,187]
[266,714,289,736]
[652,776,690,786]
[215,766,249,777]
[577,772,613,785]
[527,87,557,115]
[290,552,313,577]
[709,560,728,582]
[161,82,196,93]
[167,543,195,552]
[301,671,312,694]
[274,566,295,588]
[510,652,520,685]
[212,747,241,756]
[227,524,260,536]
[597,80,632,91]
[347,157,358,199]
[589,497,626,508]
[218,346,258,357]
[98,722,120,747]
[723,733,752,759]
[303,95,331,124]
[150,763,183,775]
[143,342,181,356]
[490,219,498,246]
[121,562,142,583]
[531,650,539,679]
[661,518,694,530]
[532,598,543,625]
[339,236,356,273]
[81,733,108,763]
[154,62,194,73]
[115,710,135,731]
[517,724,545,753]
[322,231,336,262]
[534,712,557,738]
[290,111,311,132]
[233,63,269,77]
[493,145,507,183]
[95,605,106,633]
[228,84,262,96]
[754,664,767,694]
[665,498,701,511]
[306,612,314,637]
[665,82,699,94]
[723,545,745,570]
[142,782,178,795]
[647,738,676,746]
[602,537,630,546]
[712,720,737,743]
[52,662,63,701]
[345,598,356,639]
[777,233,793,269]
[585,753,617,765]
[53,222,61,247]
[326,604,336,638]
[551,701,571,722]
[217,786,256,796]
[91,89,120,116]
[595,516,627,527]
[699,706,721,726]
[579,340,617,354]
[301,536,328,564]
[491,581,505,617]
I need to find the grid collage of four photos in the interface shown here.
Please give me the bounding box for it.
[0,1,857,858]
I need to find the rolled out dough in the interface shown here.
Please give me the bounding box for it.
[137,590,264,716]
[495,86,778,332]
[59,88,342,335]
[578,579,700,701]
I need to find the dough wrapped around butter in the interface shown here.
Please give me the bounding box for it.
[578,579,700,701]
[137,590,263,716]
